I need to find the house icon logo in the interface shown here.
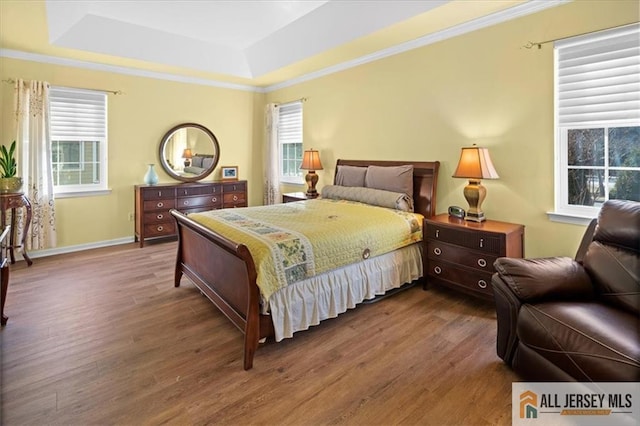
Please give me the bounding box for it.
[520,390,538,419]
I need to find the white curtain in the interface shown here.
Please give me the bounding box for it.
[14,79,57,250]
[264,103,281,205]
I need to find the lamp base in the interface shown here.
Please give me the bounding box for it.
[464,211,486,222]
[305,171,319,198]
[463,179,487,222]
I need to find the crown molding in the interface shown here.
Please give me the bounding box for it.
[262,0,570,92]
[0,48,259,93]
[1,0,569,94]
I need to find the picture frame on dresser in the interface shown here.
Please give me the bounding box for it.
[221,166,238,180]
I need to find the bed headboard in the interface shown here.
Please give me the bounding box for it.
[334,159,440,218]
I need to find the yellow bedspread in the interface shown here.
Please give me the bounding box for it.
[189,199,423,302]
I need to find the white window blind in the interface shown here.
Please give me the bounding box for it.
[277,101,303,183]
[50,87,107,139]
[278,101,302,146]
[556,23,640,125]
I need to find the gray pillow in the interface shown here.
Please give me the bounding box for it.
[365,165,414,198]
[335,165,367,187]
[202,157,214,169]
[321,185,413,212]
[184,166,204,174]
[191,156,204,168]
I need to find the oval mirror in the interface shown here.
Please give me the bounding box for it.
[159,123,220,182]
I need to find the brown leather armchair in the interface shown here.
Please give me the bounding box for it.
[492,200,639,381]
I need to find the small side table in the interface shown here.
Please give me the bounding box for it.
[282,192,319,203]
[0,193,33,266]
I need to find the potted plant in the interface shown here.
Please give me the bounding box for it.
[0,141,23,193]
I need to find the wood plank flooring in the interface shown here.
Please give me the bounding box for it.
[1,242,518,425]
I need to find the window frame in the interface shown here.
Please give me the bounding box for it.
[550,24,640,225]
[277,100,304,185]
[49,86,109,197]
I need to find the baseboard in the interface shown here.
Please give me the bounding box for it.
[21,237,135,260]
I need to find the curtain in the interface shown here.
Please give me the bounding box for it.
[14,79,57,250]
[264,103,281,205]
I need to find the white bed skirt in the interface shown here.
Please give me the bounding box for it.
[267,243,423,341]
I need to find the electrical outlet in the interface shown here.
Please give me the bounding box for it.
[128,212,134,221]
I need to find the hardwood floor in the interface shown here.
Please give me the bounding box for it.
[1,242,518,425]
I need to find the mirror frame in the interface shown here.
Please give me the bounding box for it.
[158,123,220,183]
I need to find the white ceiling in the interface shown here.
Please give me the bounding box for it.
[44,0,451,79]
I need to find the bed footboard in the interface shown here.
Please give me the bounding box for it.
[170,209,273,370]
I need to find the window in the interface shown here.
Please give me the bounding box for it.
[49,87,108,195]
[552,24,640,223]
[277,101,303,184]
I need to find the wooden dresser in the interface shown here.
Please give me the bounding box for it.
[424,214,524,301]
[135,180,247,247]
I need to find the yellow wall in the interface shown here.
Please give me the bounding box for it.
[267,0,638,258]
[0,0,636,257]
[0,58,262,248]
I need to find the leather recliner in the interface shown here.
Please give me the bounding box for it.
[492,199,640,381]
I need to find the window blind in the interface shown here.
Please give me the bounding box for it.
[556,23,640,125]
[278,101,302,144]
[50,87,107,138]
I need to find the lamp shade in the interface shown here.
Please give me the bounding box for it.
[452,145,499,179]
[300,149,323,171]
[182,148,193,159]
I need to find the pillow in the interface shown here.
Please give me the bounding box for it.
[202,157,215,169]
[184,166,204,174]
[321,185,414,212]
[364,165,413,199]
[190,155,204,168]
[335,165,367,187]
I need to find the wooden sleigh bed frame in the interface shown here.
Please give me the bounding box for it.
[170,159,440,370]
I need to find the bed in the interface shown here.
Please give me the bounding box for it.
[170,159,440,369]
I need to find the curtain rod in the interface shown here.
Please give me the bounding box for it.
[523,21,639,49]
[2,78,124,95]
[276,97,307,106]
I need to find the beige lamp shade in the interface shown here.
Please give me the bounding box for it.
[182,148,193,159]
[300,149,323,171]
[452,146,499,179]
[452,145,499,222]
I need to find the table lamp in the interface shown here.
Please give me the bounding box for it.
[452,144,499,222]
[182,148,193,167]
[300,149,323,197]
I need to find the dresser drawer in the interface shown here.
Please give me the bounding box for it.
[176,184,222,197]
[223,181,246,193]
[144,211,172,224]
[141,187,176,200]
[143,199,176,211]
[223,192,246,207]
[426,225,503,255]
[426,240,498,273]
[143,221,176,237]
[427,260,494,297]
[177,195,221,209]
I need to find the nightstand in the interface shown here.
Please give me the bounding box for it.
[282,192,318,203]
[424,214,524,301]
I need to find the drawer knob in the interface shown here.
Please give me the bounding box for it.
[157,225,164,232]
[233,195,238,201]
[184,190,188,195]
[212,197,217,202]
[479,238,484,248]
[158,191,162,197]
[478,279,487,289]
[435,230,440,238]
[477,258,487,268]
[157,202,164,208]
[183,200,189,206]
[434,266,442,275]
[433,247,441,256]
[157,214,163,220]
